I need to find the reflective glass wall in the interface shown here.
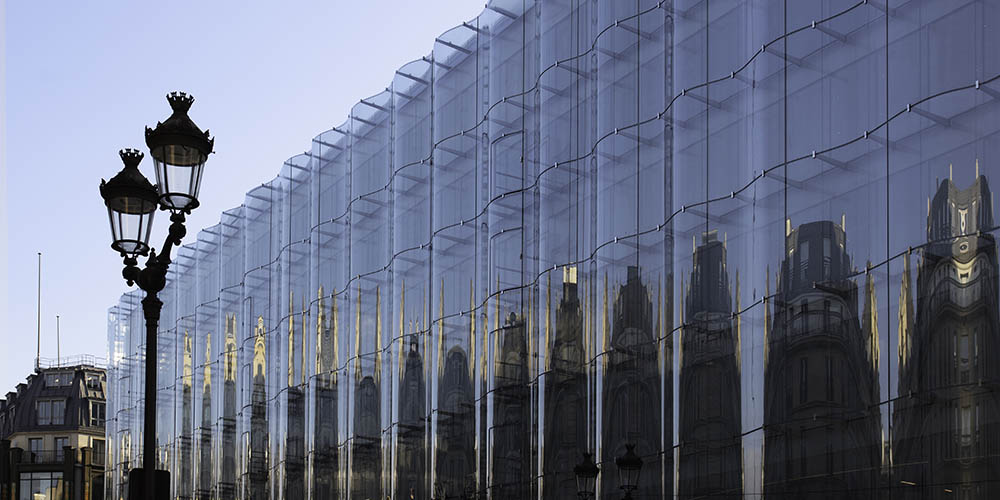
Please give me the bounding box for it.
[107,0,1000,498]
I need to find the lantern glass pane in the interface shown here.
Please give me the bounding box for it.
[151,144,207,211]
[107,204,155,256]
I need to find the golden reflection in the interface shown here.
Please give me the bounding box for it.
[225,315,237,383]
[437,280,444,377]
[183,330,192,389]
[203,333,211,392]
[399,280,405,381]
[316,287,326,381]
[253,316,266,378]
[897,252,912,375]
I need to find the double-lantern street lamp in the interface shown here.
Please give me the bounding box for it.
[574,444,643,500]
[99,91,213,499]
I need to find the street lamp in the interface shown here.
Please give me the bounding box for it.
[615,444,643,499]
[574,451,600,499]
[99,91,212,500]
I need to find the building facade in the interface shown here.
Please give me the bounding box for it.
[106,0,1000,498]
[1,359,107,500]
[893,175,1000,500]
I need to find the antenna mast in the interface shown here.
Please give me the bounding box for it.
[57,315,61,366]
[36,252,41,370]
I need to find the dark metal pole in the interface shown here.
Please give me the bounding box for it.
[141,293,162,497]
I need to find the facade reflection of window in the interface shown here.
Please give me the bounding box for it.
[543,267,587,500]
[894,173,1000,499]
[763,221,881,499]
[679,232,742,499]
[602,266,662,499]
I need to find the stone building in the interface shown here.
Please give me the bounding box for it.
[0,358,107,500]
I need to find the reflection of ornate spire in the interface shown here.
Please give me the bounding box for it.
[317,287,326,382]
[183,330,193,388]
[253,317,266,378]
[897,252,912,376]
[204,333,212,392]
[225,315,237,382]
[438,280,445,378]
[332,289,339,384]
[469,280,475,381]
[863,262,880,377]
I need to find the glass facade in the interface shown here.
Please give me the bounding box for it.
[106,1,1000,498]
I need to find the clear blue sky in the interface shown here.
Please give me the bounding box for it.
[1,1,483,393]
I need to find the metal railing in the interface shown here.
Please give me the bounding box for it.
[37,354,107,369]
[28,449,67,464]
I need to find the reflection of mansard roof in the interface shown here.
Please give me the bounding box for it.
[611,266,654,350]
[686,231,731,316]
[927,174,995,258]
[780,220,854,299]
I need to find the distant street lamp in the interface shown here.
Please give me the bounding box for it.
[615,444,643,499]
[574,451,600,499]
[99,91,212,499]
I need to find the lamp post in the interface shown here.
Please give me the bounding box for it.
[574,451,600,499]
[615,444,643,499]
[100,91,212,499]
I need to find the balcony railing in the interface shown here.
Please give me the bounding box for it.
[28,449,67,464]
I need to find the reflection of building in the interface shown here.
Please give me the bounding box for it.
[352,376,381,499]
[543,268,587,500]
[396,335,425,500]
[247,317,269,500]
[0,360,107,500]
[894,174,1000,499]
[763,221,881,499]
[220,315,237,499]
[492,312,529,499]
[197,334,213,500]
[602,266,664,499]
[284,296,305,500]
[314,290,339,500]
[678,232,742,499]
[179,331,194,500]
[436,341,475,498]
[351,288,382,500]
